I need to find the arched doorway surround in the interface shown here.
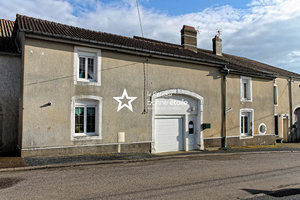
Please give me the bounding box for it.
[151,89,204,153]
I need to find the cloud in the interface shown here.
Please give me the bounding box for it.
[0,0,77,24]
[0,0,299,73]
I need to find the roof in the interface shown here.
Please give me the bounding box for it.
[0,19,19,54]
[15,15,217,63]
[15,14,300,78]
[199,48,299,78]
[134,36,300,78]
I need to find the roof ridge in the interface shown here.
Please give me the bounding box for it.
[17,14,205,56]
[133,36,182,48]
[0,19,14,23]
[16,14,141,42]
[224,53,300,76]
[0,18,19,53]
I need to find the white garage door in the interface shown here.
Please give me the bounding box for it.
[155,118,183,153]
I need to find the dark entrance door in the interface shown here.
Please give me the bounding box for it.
[275,115,279,136]
[0,109,2,150]
[295,108,300,141]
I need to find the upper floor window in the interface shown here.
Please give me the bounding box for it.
[240,76,252,102]
[79,55,95,81]
[74,47,101,86]
[273,84,278,106]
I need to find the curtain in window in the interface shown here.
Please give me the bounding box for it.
[87,58,94,80]
[75,107,84,133]
[79,57,86,78]
[87,107,95,133]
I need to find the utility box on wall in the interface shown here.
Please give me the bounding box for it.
[202,123,211,130]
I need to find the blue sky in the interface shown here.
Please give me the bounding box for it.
[1,0,300,74]
[83,0,252,15]
[140,0,252,15]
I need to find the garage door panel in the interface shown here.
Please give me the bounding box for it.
[155,118,183,153]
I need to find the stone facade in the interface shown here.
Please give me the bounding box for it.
[1,15,299,157]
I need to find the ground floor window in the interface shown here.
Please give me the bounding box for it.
[75,105,96,135]
[71,96,102,139]
[240,109,254,136]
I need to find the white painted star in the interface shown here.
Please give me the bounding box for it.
[113,89,137,112]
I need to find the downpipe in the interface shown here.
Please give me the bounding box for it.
[223,65,230,148]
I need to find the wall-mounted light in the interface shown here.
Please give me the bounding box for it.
[40,102,51,108]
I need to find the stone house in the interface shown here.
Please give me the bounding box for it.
[0,14,299,157]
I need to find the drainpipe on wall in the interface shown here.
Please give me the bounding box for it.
[223,65,230,148]
[288,77,294,141]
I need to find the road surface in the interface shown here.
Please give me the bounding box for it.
[0,151,300,199]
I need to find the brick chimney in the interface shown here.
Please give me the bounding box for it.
[212,35,222,56]
[181,25,197,52]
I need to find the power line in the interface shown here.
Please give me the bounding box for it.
[136,0,144,37]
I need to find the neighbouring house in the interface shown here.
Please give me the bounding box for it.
[0,19,21,155]
[0,14,299,157]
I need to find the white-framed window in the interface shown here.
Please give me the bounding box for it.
[273,84,278,106]
[71,96,102,140]
[74,47,101,86]
[240,76,252,102]
[258,123,267,135]
[240,108,254,136]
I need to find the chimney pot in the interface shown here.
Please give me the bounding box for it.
[212,35,222,56]
[181,25,197,52]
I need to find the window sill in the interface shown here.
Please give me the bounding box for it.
[72,135,102,141]
[257,133,266,136]
[240,99,252,103]
[240,135,253,139]
[74,81,101,86]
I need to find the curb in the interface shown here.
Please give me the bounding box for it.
[0,150,299,173]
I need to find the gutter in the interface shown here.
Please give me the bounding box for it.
[20,29,227,67]
[220,69,275,80]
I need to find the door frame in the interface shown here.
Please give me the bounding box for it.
[282,115,289,141]
[151,89,204,153]
[186,114,197,151]
[294,108,300,141]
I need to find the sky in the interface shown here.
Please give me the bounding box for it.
[1,0,300,74]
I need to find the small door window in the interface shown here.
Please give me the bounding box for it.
[189,121,194,134]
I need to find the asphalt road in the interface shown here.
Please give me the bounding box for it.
[0,152,300,200]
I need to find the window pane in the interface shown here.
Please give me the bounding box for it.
[244,116,248,134]
[88,58,94,80]
[87,107,96,133]
[79,57,86,78]
[75,107,84,133]
[241,117,244,133]
[244,83,247,99]
[274,86,278,105]
[260,125,265,133]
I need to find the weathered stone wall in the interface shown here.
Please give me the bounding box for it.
[0,54,21,154]
[204,135,276,148]
[21,37,278,156]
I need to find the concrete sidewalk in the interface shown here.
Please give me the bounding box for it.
[1,143,300,172]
